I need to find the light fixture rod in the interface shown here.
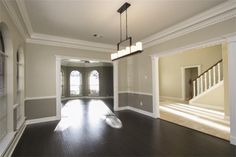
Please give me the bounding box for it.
[126,9,128,39]
[120,13,122,42]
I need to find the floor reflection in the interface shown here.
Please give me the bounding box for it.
[160,101,230,140]
[55,99,113,132]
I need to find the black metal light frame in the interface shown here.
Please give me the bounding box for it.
[112,2,142,61]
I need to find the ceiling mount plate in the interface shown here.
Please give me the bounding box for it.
[117,2,131,14]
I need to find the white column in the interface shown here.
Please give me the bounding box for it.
[228,36,236,145]
[193,81,196,97]
[113,61,119,111]
[217,62,221,83]
[213,66,216,85]
[55,57,62,120]
[152,56,160,118]
[204,73,207,91]
[208,69,212,88]
[200,76,203,93]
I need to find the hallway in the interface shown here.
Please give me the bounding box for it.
[12,99,235,156]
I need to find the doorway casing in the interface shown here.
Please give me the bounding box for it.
[151,35,236,145]
[55,55,118,120]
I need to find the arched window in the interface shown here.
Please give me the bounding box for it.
[89,70,99,95]
[0,31,7,141]
[70,70,82,96]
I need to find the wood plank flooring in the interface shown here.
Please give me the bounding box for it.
[12,99,236,157]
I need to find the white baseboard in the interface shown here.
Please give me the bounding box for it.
[189,102,224,111]
[116,106,157,118]
[160,96,185,102]
[230,136,236,145]
[4,123,26,157]
[26,116,60,125]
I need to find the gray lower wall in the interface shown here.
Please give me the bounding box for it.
[61,66,113,97]
[118,93,153,113]
[25,98,56,120]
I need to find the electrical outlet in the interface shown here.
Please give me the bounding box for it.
[140,101,143,106]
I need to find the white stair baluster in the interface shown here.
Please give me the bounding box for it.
[217,62,221,83]
[193,80,196,97]
[204,73,207,91]
[197,78,200,95]
[200,76,203,93]
[208,69,212,88]
[213,66,216,85]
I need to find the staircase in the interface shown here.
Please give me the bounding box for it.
[192,59,223,98]
[190,59,224,110]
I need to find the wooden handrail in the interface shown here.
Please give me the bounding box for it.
[193,59,223,82]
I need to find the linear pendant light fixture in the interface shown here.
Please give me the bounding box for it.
[111,2,143,61]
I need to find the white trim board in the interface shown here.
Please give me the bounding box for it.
[26,116,60,125]
[116,106,157,118]
[118,91,152,96]
[25,96,57,101]
[189,102,224,111]
[160,96,185,102]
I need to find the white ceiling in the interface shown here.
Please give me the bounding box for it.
[17,0,227,45]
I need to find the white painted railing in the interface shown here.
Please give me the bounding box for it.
[193,59,223,98]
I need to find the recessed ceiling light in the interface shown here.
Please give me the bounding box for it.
[93,34,103,38]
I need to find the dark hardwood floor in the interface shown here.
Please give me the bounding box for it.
[13,99,236,157]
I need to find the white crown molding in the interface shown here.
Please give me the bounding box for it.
[16,0,33,35]
[27,33,116,53]
[142,0,236,48]
[227,35,236,42]
[2,0,27,39]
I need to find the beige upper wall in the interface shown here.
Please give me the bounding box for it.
[118,58,128,91]
[25,43,110,97]
[159,45,222,98]
[117,52,153,94]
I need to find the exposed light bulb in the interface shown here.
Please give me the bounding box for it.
[136,42,142,51]
[131,45,137,53]
[111,53,118,60]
